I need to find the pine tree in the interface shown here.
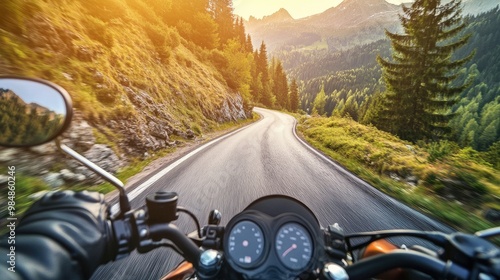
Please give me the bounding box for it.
[289,79,300,112]
[478,120,499,151]
[235,17,247,48]
[342,95,359,120]
[250,50,260,102]
[377,0,474,142]
[312,86,327,116]
[256,41,273,106]
[245,34,254,52]
[209,0,235,45]
[272,60,289,109]
[256,41,269,81]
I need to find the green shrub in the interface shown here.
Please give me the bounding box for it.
[456,146,489,165]
[84,16,114,48]
[427,140,460,162]
[191,123,202,135]
[484,141,500,169]
[95,87,117,104]
[143,24,179,61]
[209,49,228,70]
[143,24,166,48]
[454,171,489,196]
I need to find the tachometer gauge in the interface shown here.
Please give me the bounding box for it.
[275,223,313,270]
[227,220,265,267]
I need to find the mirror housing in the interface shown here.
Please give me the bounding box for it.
[0,76,73,147]
[0,76,131,216]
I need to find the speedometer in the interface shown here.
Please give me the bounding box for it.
[227,220,265,267]
[275,223,313,270]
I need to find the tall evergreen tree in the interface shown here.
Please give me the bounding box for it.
[272,60,289,109]
[235,17,247,48]
[377,0,474,142]
[209,0,235,45]
[256,41,269,81]
[245,34,254,52]
[256,41,273,106]
[312,86,327,116]
[250,50,260,102]
[289,79,300,112]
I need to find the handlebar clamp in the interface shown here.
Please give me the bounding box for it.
[112,210,138,259]
[324,224,347,261]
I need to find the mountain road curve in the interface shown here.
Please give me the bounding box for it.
[91,107,453,280]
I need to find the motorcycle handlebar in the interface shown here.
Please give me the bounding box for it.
[345,250,470,280]
[111,209,201,267]
[148,223,202,266]
[138,224,471,280]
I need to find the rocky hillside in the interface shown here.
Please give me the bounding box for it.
[0,0,252,187]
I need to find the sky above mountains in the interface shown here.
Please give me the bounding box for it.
[233,0,411,19]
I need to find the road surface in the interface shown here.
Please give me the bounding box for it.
[91,108,451,279]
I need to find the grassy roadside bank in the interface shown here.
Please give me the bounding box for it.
[295,114,500,233]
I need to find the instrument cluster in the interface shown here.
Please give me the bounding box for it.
[223,196,324,279]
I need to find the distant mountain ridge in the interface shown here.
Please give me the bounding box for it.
[244,0,402,51]
[244,0,499,52]
[248,8,294,24]
[306,0,400,29]
[0,89,57,116]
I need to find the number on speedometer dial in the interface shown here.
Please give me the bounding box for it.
[275,223,313,270]
[227,221,265,267]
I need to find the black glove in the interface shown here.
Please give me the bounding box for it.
[1,190,116,280]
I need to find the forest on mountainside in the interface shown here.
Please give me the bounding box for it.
[279,7,500,154]
[0,92,64,145]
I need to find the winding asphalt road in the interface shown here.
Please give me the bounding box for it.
[91,108,452,279]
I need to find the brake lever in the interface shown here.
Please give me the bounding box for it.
[475,227,500,239]
[200,225,224,250]
[187,229,205,247]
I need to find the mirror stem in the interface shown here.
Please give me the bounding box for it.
[56,140,131,217]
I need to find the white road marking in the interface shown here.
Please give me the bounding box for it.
[110,124,253,215]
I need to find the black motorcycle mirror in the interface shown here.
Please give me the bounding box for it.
[0,76,131,217]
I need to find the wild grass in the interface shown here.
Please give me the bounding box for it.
[297,115,499,233]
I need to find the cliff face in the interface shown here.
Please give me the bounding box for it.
[0,0,252,187]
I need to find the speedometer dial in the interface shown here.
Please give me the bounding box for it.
[227,220,265,267]
[275,223,313,270]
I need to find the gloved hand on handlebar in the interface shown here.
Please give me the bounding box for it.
[0,190,115,280]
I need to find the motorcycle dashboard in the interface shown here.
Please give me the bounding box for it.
[223,195,325,279]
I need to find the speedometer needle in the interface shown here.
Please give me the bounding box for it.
[282,244,297,257]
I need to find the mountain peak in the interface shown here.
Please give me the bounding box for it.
[264,8,294,21]
[315,0,400,28]
[247,8,294,25]
[336,0,397,9]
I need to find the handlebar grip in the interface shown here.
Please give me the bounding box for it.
[345,250,469,280]
[149,223,202,267]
